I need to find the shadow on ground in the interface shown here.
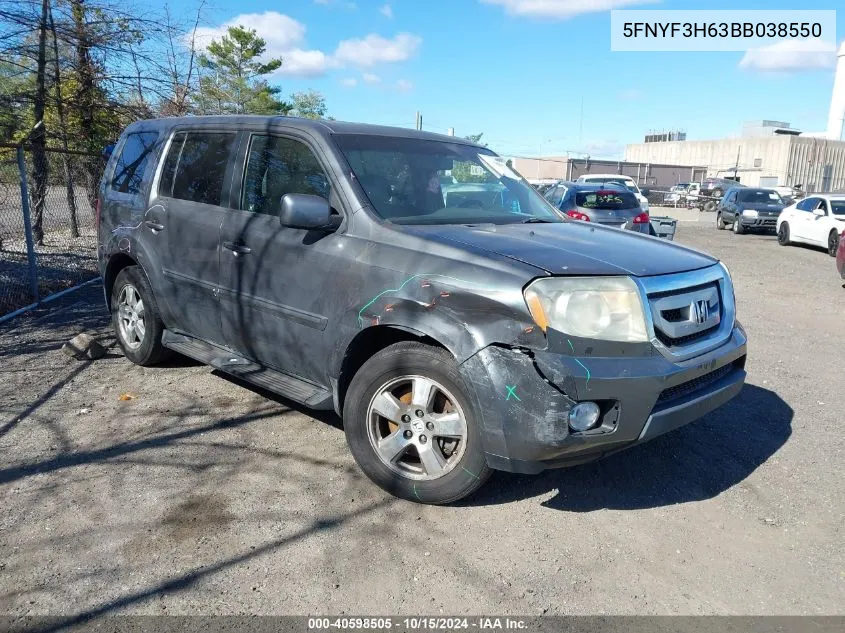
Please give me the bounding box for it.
[465,384,792,511]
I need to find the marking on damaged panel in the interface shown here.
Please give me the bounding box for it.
[356,273,505,327]
[505,385,521,401]
[567,339,591,387]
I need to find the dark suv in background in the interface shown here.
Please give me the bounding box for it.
[97,115,747,504]
[716,187,786,234]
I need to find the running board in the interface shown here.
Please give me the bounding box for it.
[162,330,333,409]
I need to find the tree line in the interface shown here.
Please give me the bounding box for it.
[0,0,329,243]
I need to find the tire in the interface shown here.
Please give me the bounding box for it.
[343,341,492,504]
[703,200,717,213]
[733,217,745,235]
[716,213,727,230]
[111,265,171,366]
[828,230,840,257]
[777,222,791,246]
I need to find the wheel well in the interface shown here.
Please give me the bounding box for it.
[337,326,447,412]
[104,253,137,301]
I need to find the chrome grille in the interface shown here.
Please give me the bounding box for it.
[634,265,736,362]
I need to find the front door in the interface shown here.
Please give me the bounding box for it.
[151,129,240,345]
[792,197,818,241]
[218,132,345,383]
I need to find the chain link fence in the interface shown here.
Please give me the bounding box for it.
[0,145,103,318]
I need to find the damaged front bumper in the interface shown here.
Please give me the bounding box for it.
[459,324,748,474]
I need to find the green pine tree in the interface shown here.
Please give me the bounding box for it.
[196,26,289,115]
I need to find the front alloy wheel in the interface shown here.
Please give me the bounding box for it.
[367,375,468,481]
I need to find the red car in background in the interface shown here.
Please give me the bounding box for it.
[837,228,845,280]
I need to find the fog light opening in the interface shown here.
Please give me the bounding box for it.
[568,402,601,432]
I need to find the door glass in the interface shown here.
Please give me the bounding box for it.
[160,131,237,205]
[111,132,158,195]
[242,135,330,215]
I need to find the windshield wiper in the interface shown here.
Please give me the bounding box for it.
[521,217,555,224]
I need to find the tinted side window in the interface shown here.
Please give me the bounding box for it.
[241,135,330,215]
[160,131,237,206]
[796,197,815,211]
[546,186,564,207]
[111,132,158,195]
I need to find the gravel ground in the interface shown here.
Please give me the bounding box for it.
[0,222,843,618]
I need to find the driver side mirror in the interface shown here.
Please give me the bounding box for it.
[279,193,334,230]
[813,207,825,217]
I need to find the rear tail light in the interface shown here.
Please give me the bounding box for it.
[632,212,649,224]
[565,210,590,221]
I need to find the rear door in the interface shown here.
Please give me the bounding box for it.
[150,129,240,345]
[218,131,345,383]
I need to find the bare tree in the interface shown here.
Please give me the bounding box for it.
[48,0,79,238]
[30,0,49,245]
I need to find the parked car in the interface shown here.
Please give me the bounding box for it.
[702,177,743,200]
[836,229,845,279]
[777,194,845,256]
[575,174,650,212]
[544,182,650,233]
[716,187,785,234]
[98,115,747,505]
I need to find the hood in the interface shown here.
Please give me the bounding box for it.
[404,221,717,277]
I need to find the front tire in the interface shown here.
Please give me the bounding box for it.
[111,265,171,366]
[778,222,791,246]
[343,341,492,504]
[716,213,727,230]
[733,217,746,234]
[828,230,840,257]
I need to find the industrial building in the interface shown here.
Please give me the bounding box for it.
[624,41,845,193]
[511,156,707,189]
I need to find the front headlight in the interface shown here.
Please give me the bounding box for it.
[523,277,649,342]
[741,209,758,217]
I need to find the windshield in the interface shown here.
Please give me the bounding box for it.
[831,200,845,216]
[334,134,561,225]
[575,190,640,210]
[737,189,783,204]
[583,177,639,193]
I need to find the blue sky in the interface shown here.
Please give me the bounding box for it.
[161,0,843,159]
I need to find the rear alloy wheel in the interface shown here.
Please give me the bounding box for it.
[343,342,491,504]
[716,213,727,230]
[111,265,171,366]
[829,230,840,257]
[733,217,746,234]
[778,222,791,246]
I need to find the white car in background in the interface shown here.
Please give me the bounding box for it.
[777,194,845,256]
[575,174,649,212]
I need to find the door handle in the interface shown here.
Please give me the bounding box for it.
[144,220,165,231]
[222,241,252,256]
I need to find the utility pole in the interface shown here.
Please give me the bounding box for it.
[734,145,740,180]
[415,111,422,131]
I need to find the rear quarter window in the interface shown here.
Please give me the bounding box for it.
[110,131,159,195]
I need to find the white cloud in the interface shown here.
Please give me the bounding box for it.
[396,79,414,92]
[193,13,421,78]
[193,12,306,55]
[340,77,358,87]
[480,0,654,19]
[739,38,837,73]
[380,4,393,19]
[334,33,421,67]
[617,88,642,101]
[362,72,381,83]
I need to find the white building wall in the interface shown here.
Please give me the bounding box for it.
[625,137,794,188]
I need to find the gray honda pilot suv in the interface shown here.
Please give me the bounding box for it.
[98,116,748,504]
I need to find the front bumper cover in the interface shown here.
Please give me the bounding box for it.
[459,324,748,474]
